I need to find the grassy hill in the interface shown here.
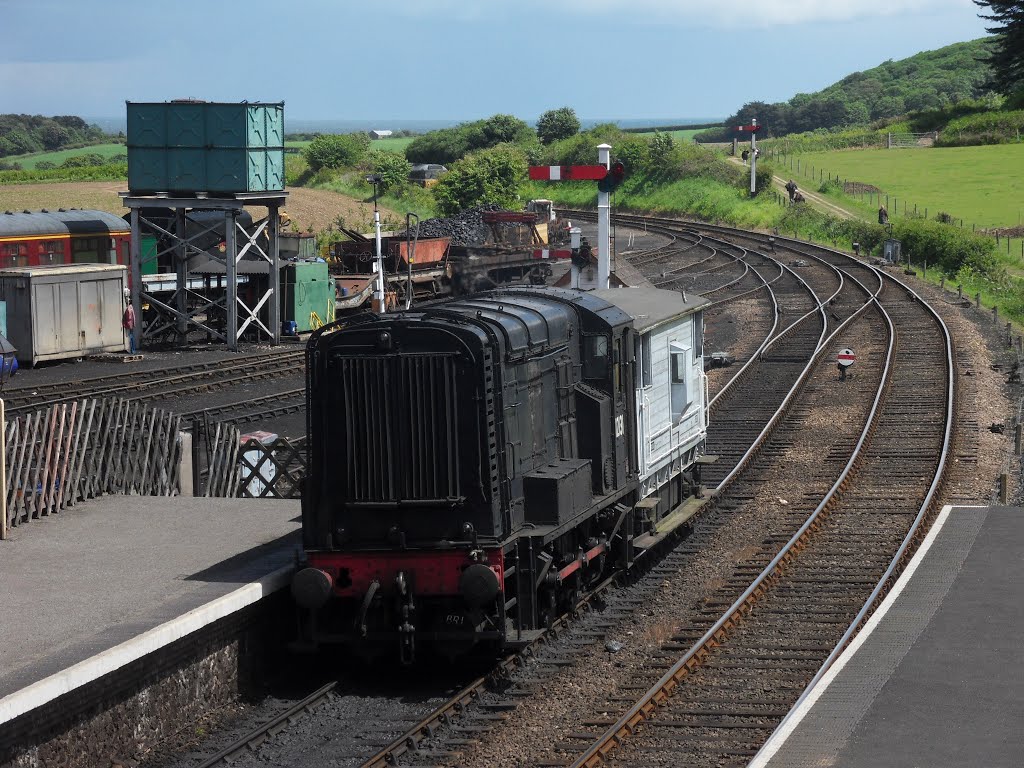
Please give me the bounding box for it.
[710,38,996,138]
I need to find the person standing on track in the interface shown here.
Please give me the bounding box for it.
[785,179,798,202]
[122,299,136,355]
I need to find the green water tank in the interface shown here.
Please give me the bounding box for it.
[127,101,285,194]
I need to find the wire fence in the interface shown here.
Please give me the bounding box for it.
[764,147,1024,265]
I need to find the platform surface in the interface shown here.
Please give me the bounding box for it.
[0,495,300,705]
[753,505,1024,768]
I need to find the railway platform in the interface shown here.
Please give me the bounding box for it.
[752,504,1024,768]
[0,495,300,727]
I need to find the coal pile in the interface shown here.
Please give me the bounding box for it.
[407,204,517,247]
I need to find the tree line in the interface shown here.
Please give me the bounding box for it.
[0,114,110,158]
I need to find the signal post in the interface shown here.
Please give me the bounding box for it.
[738,119,760,195]
[529,145,625,290]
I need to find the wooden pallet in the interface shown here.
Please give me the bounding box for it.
[88,353,143,363]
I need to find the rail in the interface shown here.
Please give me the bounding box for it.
[566,235,954,767]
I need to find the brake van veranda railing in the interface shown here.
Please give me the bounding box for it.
[0,398,183,538]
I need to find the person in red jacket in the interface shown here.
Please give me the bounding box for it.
[122,301,136,354]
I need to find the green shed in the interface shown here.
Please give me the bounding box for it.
[280,261,335,333]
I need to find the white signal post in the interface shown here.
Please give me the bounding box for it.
[597,143,612,289]
[374,210,385,313]
[367,175,386,314]
[749,118,757,195]
[569,226,582,288]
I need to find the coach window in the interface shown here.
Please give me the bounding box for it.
[670,341,693,422]
[583,334,609,379]
[693,311,703,362]
[45,240,64,262]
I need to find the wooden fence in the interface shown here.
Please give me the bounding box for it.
[0,399,305,539]
[1,398,182,537]
[197,415,306,500]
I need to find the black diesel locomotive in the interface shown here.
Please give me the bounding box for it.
[292,286,709,662]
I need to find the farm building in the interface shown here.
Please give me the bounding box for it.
[369,130,393,139]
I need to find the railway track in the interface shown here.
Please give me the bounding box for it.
[342,224,884,767]
[175,217,958,768]
[176,387,305,426]
[361,214,952,768]
[4,349,304,416]
[179,575,625,768]
[556,230,955,767]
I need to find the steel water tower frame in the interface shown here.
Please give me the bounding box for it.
[122,101,287,351]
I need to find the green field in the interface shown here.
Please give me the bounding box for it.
[4,143,127,170]
[774,144,1024,230]
[634,129,703,142]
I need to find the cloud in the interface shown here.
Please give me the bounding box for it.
[387,0,975,27]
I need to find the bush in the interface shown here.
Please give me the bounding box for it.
[536,107,580,145]
[433,144,527,215]
[303,133,370,171]
[368,149,412,193]
[935,109,1024,146]
[60,153,106,168]
[892,217,999,276]
[406,114,535,165]
[0,163,127,185]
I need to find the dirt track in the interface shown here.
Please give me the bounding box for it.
[0,182,399,235]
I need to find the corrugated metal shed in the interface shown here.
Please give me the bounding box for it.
[0,209,129,238]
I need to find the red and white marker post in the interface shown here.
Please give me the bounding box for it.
[837,347,856,380]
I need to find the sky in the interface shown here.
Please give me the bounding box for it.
[0,0,993,125]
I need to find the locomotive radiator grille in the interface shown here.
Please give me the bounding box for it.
[337,354,461,503]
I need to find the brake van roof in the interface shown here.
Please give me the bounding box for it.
[590,286,709,333]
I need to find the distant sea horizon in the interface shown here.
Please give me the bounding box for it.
[86,116,724,135]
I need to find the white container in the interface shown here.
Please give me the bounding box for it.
[0,264,128,366]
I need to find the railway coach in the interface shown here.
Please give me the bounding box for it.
[0,209,130,269]
[293,285,709,663]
